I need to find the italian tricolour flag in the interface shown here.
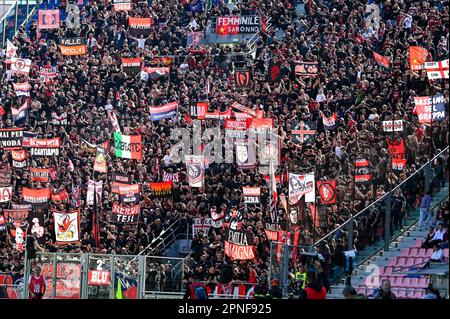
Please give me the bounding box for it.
[114,132,142,160]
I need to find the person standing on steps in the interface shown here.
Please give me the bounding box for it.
[419,191,433,230]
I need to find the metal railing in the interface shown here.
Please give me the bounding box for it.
[0,0,41,47]
[314,146,449,248]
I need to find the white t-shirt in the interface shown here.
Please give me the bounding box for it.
[136,38,146,49]
[163,154,173,166]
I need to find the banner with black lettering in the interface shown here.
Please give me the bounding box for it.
[0,128,23,149]
[355,159,372,183]
[29,138,60,157]
[118,184,140,204]
[242,186,260,204]
[111,203,140,224]
[128,17,153,38]
[59,38,87,56]
[387,139,405,160]
[149,181,173,198]
[317,180,336,205]
[185,155,204,188]
[288,173,315,205]
[11,148,27,168]
[224,228,255,260]
[234,69,252,88]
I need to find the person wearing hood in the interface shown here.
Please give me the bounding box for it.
[298,272,327,299]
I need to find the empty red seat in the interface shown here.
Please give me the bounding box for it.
[393,276,404,286]
[383,267,393,275]
[444,249,449,259]
[413,257,425,266]
[397,257,407,266]
[402,278,412,287]
[425,249,433,257]
[405,258,415,267]
[414,239,423,247]
[418,278,428,287]
[387,257,398,266]
[409,247,419,256]
[410,278,420,288]
[413,291,424,299]
[417,249,428,258]
[394,289,406,298]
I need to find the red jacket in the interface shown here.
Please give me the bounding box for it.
[304,284,327,299]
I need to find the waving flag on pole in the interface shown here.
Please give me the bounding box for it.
[11,101,29,125]
[409,46,428,71]
[6,39,18,58]
[372,51,390,68]
[108,110,122,133]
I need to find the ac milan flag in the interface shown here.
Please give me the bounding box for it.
[29,137,60,157]
[382,120,403,132]
[121,57,141,75]
[59,38,87,56]
[387,139,405,160]
[0,186,12,203]
[22,187,51,206]
[190,102,208,120]
[372,51,390,68]
[38,9,60,29]
[87,180,103,206]
[234,69,252,87]
[355,159,372,183]
[322,113,337,130]
[264,222,280,241]
[288,173,315,205]
[144,67,171,80]
[317,180,336,205]
[128,17,153,38]
[292,121,316,144]
[185,155,204,188]
[54,210,80,244]
[392,158,407,172]
[30,168,50,182]
[424,59,449,80]
[93,147,107,173]
[149,181,173,198]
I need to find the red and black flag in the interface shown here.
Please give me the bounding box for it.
[223,228,255,261]
[264,222,280,241]
[234,69,252,87]
[268,60,282,82]
[317,180,336,205]
[291,121,316,144]
[355,159,372,183]
[149,181,173,198]
[386,139,405,160]
[372,51,390,68]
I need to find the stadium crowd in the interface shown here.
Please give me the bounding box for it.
[0,0,448,297]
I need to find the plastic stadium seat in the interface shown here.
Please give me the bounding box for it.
[444,249,449,259]
[413,257,425,266]
[402,278,411,287]
[409,247,419,256]
[413,291,424,299]
[383,267,393,275]
[425,249,433,257]
[405,258,415,267]
[418,278,428,288]
[394,289,406,298]
[396,257,407,266]
[410,278,420,288]
[417,248,428,258]
[393,276,404,286]
[414,239,423,247]
[387,257,398,266]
